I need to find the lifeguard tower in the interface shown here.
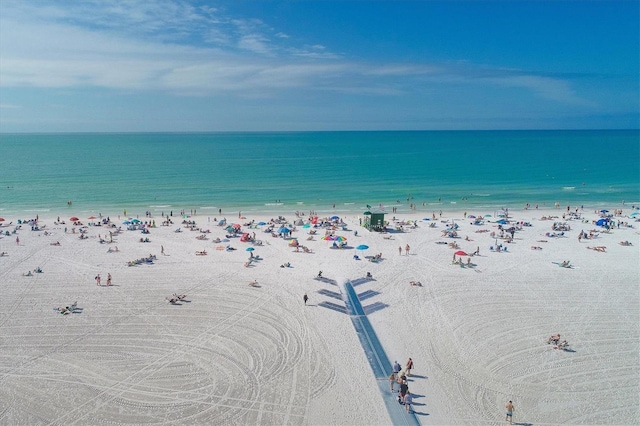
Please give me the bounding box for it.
[363,206,386,232]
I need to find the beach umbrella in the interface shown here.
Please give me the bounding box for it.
[631,212,638,217]
[257,221,266,225]
[246,247,254,252]
[88,216,97,220]
[302,224,310,228]
[596,218,607,226]
[330,216,340,220]
[69,216,79,221]
[232,223,242,229]
[468,215,476,219]
[334,236,347,242]
[0,218,5,222]
[131,218,141,223]
[484,214,492,217]
[123,220,131,225]
[454,250,468,256]
[278,227,290,234]
[321,235,334,240]
[356,244,369,250]
[600,209,609,213]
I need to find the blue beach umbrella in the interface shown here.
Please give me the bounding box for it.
[246,247,255,252]
[630,212,638,217]
[356,244,369,250]
[278,227,290,234]
[330,216,340,220]
[257,221,266,225]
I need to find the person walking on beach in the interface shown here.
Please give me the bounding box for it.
[161,245,165,255]
[405,244,410,255]
[399,380,409,402]
[404,391,413,413]
[406,358,414,376]
[505,400,514,424]
[16,236,20,245]
[303,293,308,305]
[95,274,101,286]
[106,273,112,286]
[398,246,402,255]
[389,371,397,392]
[393,360,402,374]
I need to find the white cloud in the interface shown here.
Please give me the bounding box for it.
[0,0,591,108]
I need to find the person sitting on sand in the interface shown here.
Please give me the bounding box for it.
[409,281,422,286]
[24,271,33,276]
[34,267,43,273]
[249,280,259,287]
[366,272,373,279]
[50,241,61,246]
[619,240,633,246]
[0,252,7,256]
[560,260,571,268]
[548,334,560,344]
[317,270,323,278]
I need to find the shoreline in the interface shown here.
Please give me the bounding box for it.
[1,199,637,223]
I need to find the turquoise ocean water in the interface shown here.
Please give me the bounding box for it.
[0,130,638,217]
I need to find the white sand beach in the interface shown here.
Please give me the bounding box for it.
[0,206,638,425]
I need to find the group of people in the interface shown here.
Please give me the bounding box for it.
[390,358,415,413]
[398,244,411,255]
[547,333,570,350]
[95,273,112,286]
[166,293,187,304]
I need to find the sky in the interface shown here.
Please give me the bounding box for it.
[0,0,638,132]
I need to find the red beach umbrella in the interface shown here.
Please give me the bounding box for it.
[232,223,242,229]
[454,250,468,256]
[70,216,79,221]
[0,218,5,222]
[88,216,97,220]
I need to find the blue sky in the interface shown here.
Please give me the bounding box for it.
[0,0,638,132]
